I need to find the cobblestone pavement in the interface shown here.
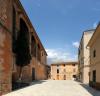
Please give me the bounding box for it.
[3,80,100,96]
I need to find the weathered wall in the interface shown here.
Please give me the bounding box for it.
[90,27,100,89]
[0,0,47,94]
[51,63,78,80]
[0,0,12,94]
[78,31,93,84]
[51,65,57,80]
[31,57,47,80]
[83,32,92,84]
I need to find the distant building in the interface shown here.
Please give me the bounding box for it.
[87,24,100,90]
[51,62,78,80]
[78,29,94,84]
[0,0,47,95]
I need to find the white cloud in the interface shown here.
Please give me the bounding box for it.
[46,48,77,64]
[72,41,79,48]
[93,22,98,28]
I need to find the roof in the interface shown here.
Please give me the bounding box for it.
[87,23,100,47]
[51,61,78,65]
[84,29,95,33]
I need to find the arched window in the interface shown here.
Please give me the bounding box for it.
[37,44,41,61]
[31,35,36,57]
[16,18,31,66]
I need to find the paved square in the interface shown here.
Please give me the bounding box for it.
[4,80,100,96]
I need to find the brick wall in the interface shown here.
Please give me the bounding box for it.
[0,0,47,95]
[0,0,12,95]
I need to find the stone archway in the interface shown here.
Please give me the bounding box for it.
[16,18,31,67]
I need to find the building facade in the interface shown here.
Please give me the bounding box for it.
[51,62,78,80]
[78,30,94,84]
[0,0,47,95]
[87,24,100,90]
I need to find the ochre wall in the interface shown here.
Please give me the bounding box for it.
[90,30,100,83]
[51,63,78,80]
[78,31,93,84]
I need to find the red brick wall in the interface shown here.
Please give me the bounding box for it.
[0,0,47,95]
[0,0,12,95]
[31,58,47,80]
[0,31,12,94]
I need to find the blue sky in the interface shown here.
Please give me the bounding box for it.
[21,0,100,64]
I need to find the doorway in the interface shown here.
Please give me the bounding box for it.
[64,75,66,80]
[32,68,35,80]
[93,70,96,82]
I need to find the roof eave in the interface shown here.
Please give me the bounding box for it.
[87,23,100,47]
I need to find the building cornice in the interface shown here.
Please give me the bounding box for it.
[51,61,78,65]
[87,23,100,47]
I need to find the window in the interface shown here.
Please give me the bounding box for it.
[64,75,66,80]
[57,64,59,68]
[93,50,96,58]
[92,70,96,82]
[73,75,76,78]
[57,69,59,73]
[73,64,75,66]
[63,64,65,67]
[37,44,41,61]
[31,36,36,57]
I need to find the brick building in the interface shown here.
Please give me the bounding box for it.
[0,0,47,95]
[51,62,78,80]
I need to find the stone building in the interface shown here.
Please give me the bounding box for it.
[78,29,94,84]
[0,0,47,95]
[87,23,100,90]
[51,62,78,80]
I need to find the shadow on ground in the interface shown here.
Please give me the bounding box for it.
[30,80,46,85]
[12,80,46,91]
[12,82,30,91]
[80,83,100,96]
